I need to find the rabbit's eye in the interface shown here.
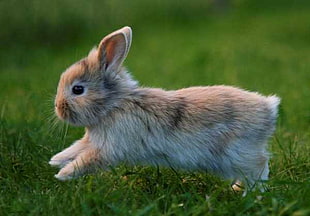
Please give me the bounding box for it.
[72,85,84,95]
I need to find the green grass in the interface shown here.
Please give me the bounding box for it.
[1,1,310,215]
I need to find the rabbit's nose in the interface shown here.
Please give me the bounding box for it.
[55,102,58,108]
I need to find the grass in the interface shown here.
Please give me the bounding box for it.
[1,1,310,215]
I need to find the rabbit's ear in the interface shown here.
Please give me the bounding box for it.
[97,26,132,73]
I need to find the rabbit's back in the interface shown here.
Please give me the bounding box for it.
[177,86,279,136]
[132,85,279,140]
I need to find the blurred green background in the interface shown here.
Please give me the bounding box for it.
[1,0,310,215]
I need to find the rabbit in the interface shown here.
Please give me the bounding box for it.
[49,26,280,194]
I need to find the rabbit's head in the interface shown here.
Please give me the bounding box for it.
[55,26,137,126]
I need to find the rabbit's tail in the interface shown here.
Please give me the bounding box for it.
[266,95,281,118]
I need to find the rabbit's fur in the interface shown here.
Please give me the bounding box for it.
[50,26,280,193]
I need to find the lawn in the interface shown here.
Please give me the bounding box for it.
[1,0,310,215]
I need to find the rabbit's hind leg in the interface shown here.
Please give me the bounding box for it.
[241,154,270,196]
[255,159,269,193]
[228,142,270,196]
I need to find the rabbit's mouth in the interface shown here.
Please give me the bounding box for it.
[55,105,86,126]
[55,101,71,122]
[55,107,68,121]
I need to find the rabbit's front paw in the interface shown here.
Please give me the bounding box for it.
[54,163,80,181]
[53,147,101,181]
[49,152,74,168]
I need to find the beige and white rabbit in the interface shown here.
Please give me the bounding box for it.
[49,26,280,193]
